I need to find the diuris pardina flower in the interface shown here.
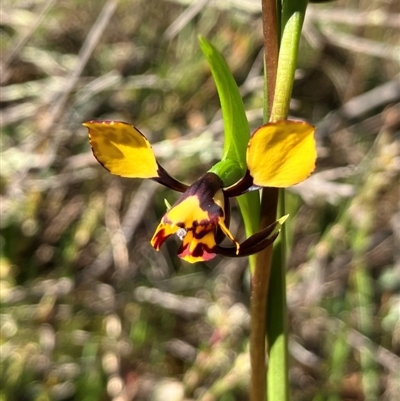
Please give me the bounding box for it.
[84,120,316,263]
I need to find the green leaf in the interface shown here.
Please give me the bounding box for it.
[199,36,260,271]
[271,2,308,122]
[198,36,249,181]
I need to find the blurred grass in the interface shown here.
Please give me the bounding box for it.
[1,0,399,400]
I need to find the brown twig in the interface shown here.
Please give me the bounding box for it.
[250,189,279,401]
[261,0,279,116]
[249,1,280,400]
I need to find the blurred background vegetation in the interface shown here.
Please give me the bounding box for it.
[1,0,399,400]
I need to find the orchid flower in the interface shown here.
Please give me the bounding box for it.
[84,120,316,263]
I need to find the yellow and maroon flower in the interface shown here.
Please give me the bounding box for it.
[151,173,237,263]
[84,120,316,263]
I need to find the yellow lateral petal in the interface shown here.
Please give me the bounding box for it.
[247,121,316,187]
[84,120,159,178]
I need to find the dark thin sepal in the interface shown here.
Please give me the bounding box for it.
[224,170,260,197]
[153,164,189,192]
[215,221,279,257]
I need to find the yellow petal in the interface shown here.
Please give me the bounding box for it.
[84,120,159,178]
[246,121,316,187]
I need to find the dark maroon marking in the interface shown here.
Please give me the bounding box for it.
[161,215,185,229]
[177,240,216,261]
[191,226,217,240]
[194,216,219,226]
[152,228,170,249]
[191,242,215,258]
